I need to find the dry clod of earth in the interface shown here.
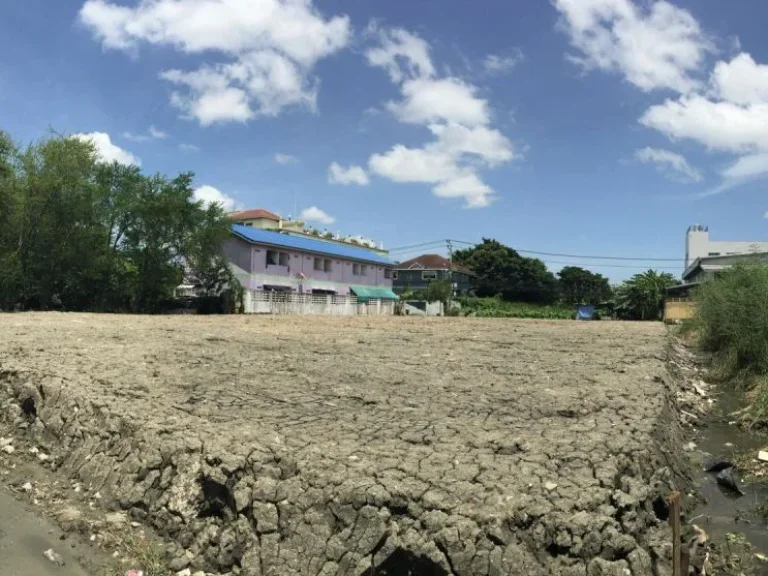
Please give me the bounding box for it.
[0,314,692,575]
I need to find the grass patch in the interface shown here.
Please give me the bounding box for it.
[694,263,768,427]
[457,297,574,319]
[101,530,170,576]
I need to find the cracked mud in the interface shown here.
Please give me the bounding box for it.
[0,314,688,575]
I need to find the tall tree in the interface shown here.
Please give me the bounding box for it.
[558,266,612,305]
[0,130,238,313]
[453,238,559,304]
[614,269,677,320]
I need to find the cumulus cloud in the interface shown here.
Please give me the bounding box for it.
[123,125,168,142]
[483,51,524,75]
[553,0,712,94]
[328,162,369,186]
[299,206,335,225]
[274,153,298,165]
[180,143,200,152]
[634,147,702,182]
[193,185,241,212]
[364,27,518,208]
[79,0,350,125]
[72,132,140,166]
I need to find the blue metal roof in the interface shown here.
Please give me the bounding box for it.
[231,224,393,265]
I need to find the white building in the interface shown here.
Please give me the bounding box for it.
[685,224,768,269]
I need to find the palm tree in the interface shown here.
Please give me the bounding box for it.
[614,269,677,320]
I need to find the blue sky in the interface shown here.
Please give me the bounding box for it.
[3,0,768,280]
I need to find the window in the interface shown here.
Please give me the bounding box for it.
[324,259,332,273]
[392,271,398,279]
[266,250,278,266]
[278,252,290,266]
[359,264,367,276]
[384,269,393,279]
[314,257,323,271]
[422,271,437,280]
[708,252,721,256]
[352,263,361,276]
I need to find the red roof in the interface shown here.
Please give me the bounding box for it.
[395,254,475,275]
[228,208,280,221]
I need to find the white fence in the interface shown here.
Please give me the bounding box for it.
[247,291,395,316]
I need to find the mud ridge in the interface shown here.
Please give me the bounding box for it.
[0,315,692,575]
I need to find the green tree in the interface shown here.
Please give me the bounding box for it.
[557,266,612,305]
[453,238,558,304]
[425,278,453,304]
[0,130,238,313]
[614,269,677,320]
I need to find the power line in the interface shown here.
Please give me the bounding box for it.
[447,239,683,262]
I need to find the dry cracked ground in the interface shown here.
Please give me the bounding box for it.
[0,314,688,576]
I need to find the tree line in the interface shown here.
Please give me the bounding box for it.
[451,238,676,320]
[0,130,237,313]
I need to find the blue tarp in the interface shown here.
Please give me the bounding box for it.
[576,305,596,320]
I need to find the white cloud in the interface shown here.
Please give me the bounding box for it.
[365,25,435,83]
[180,143,200,152]
[553,0,712,94]
[299,206,335,225]
[72,132,140,166]
[483,51,524,75]
[193,185,240,212]
[123,124,168,142]
[328,162,369,186]
[711,53,768,106]
[634,147,702,182]
[80,0,350,125]
[364,27,517,208]
[274,153,298,165]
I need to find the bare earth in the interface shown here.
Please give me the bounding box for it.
[0,314,686,575]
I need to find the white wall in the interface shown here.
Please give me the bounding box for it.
[686,227,768,268]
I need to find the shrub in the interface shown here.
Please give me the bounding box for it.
[696,263,768,377]
[457,296,573,319]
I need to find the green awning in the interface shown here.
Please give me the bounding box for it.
[350,286,399,302]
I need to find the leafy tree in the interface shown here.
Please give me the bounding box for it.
[425,278,452,304]
[614,269,677,320]
[0,130,237,313]
[558,266,612,305]
[453,238,558,304]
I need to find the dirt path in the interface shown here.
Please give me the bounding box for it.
[0,486,92,576]
[0,314,688,575]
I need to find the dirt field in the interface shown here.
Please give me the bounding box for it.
[0,314,686,575]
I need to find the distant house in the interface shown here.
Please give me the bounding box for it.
[229,208,306,233]
[392,254,475,295]
[224,224,396,302]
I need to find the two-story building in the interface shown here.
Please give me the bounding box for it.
[392,254,475,295]
[225,224,397,303]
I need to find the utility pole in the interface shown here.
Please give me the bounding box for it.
[447,239,454,313]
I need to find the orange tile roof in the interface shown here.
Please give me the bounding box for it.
[228,208,280,221]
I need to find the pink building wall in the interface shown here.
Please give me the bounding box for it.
[224,238,393,294]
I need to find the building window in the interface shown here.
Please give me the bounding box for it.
[314,257,323,271]
[324,259,332,272]
[352,263,361,276]
[392,271,398,279]
[708,252,721,256]
[384,269,392,279]
[266,250,278,266]
[278,252,290,266]
[360,264,367,276]
[422,271,437,280]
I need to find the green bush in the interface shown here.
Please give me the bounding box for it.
[458,296,573,319]
[696,263,768,377]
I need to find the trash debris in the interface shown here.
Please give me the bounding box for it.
[124,571,144,576]
[758,451,768,462]
[716,467,744,496]
[21,481,33,492]
[43,548,65,566]
[543,481,558,491]
[1,445,15,455]
[684,441,697,451]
